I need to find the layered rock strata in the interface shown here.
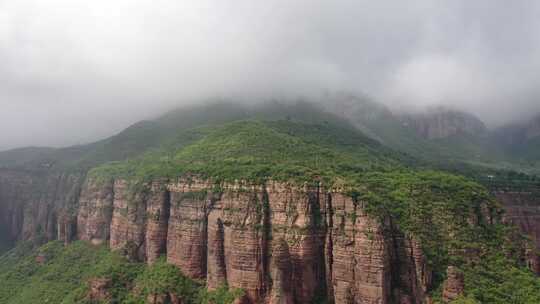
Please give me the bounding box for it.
[0,171,499,303]
[77,178,114,245]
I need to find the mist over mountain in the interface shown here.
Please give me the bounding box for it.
[3,0,540,150]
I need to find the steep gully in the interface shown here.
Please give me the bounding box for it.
[0,169,537,303]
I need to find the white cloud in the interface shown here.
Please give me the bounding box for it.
[1,0,540,148]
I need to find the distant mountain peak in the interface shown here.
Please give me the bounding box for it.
[399,107,487,140]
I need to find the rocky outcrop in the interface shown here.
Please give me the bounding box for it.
[77,178,114,245]
[87,278,112,302]
[268,239,294,304]
[145,182,171,263]
[110,180,148,260]
[388,234,431,304]
[167,180,212,280]
[57,211,77,245]
[401,108,486,140]
[207,214,228,290]
[326,192,389,304]
[266,183,325,304]
[35,253,47,264]
[441,266,464,303]
[213,184,268,303]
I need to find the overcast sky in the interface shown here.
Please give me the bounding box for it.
[2,0,540,150]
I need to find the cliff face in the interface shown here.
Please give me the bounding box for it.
[0,172,437,304]
[0,172,488,303]
[0,169,84,244]
[496,191,540,274]
[400,109,486,140]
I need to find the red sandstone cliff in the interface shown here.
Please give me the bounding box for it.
[0,170,512,303]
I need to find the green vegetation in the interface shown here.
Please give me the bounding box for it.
[0,241,139,303]
[132,258,199,302]
[89,120,403,185]
[461,253,540,304]
[0,102,352,172]
[0,241,243,304]
[199,286,245,304]
[357,171,492,271]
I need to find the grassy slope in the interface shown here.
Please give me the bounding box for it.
[88,119,406,185]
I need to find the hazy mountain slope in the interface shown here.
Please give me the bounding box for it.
[320,95,497,163]
[0,103,249,171]
[0,147,58,168]
[489,115,540,160]
[0,101,361,172]
[1,96,538,178]
[325,95,540,175]
[520,136,540,160]
[400,107,487,140]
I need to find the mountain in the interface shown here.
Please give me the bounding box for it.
[0,101,370,171]
[1,99,540,303]
[400,107,487,140]
[2,96,537,176]
[324,96,540,175]
[319,94,505,170]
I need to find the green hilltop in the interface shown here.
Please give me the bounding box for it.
[88,119,406,184]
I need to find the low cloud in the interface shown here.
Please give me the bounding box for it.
[1,0,540,149]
